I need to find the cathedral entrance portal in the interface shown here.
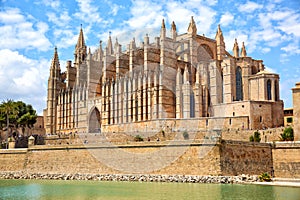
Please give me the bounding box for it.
[88,107,101,133]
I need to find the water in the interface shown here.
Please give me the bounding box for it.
[0,179,299,200]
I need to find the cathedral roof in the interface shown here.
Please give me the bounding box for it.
[257,70,276,75]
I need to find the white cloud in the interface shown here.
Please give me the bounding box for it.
[126,0,164,29]
[39,0,61,9]
[261,47,271,53]
[219,12,234,26]
[47,11,71,27]
[238,1,263,13]
[281,43,300,54]
[0,49,50,114]
[277,14,300,37]
[74,0,103,24]
[0,7,51,51]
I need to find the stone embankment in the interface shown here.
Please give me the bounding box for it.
[0,172,259,184]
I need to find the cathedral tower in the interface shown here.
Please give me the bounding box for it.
[46,47,61,134]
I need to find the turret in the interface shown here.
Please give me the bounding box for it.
[160,19,166,39]
[241,42,247,57]
[171,21,177,40]
[187,16,197,36]
[215,24,225,60]
[74,25,87,65]
[233,38,239,58]
[106,32,113,55]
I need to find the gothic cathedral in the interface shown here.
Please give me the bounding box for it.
[44,17,284,134]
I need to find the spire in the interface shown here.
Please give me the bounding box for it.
[215,24,223,39]
[171,21,177,40]
[241,42,247,57]
[99,40,103,56]
[51,46,60,69]
[130,37,136,49]
[215,25,225,60]
[114,38,119,53]
[76,24,85,50]
[233,38,239,58]
[74,25,87,64]
[187,16,197,36]
[107,32,113,55]
[160,19,166,39]
[161,18,166,29]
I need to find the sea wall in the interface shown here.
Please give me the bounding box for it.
[220,140,273,176]
[272,142,300,178]
[0,142,222,176]
[0,140,299,178]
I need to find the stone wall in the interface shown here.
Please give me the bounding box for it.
[0,149,27,171]
[272,142,300,178]
[221,127,285,142]
[220,140,273,176]
[1,141,299,178]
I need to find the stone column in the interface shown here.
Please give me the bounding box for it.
[123,77,128,123]
[143,74,148,121]
[271,79,275,101]
[110,80,115,124]
[182,82,191,118]
[147,74,152,120]
[118,77,123,124]
[176,68,182,118]
[132,76,137,122]
[138,73,143,121]
[292,82,300,141]
[128,78,132,122]
[152,72,158,119]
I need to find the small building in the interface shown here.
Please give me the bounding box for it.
[283,108,293,127]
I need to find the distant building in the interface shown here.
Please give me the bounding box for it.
[283,108,293,127]
[44,17,284,135]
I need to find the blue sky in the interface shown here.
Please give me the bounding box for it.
[0,0,299,115]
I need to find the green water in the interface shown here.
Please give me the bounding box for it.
[0,179,299,200]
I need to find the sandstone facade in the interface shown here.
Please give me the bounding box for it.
[44,17,283,135]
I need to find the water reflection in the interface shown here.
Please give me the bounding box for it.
[0,179,299,200]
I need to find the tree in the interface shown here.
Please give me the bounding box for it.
[0,99,18,148]
[0,100,37,147]
[280,127,294,141]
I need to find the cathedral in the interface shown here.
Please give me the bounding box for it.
[44,17,284,135]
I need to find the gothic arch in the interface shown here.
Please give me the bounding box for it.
[88,106,101,133]
[197,44,214,62]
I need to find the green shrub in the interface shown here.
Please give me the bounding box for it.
[258,172,271,182]
[183,131,189,140]
[249,131,261,142]
[134,135,144,142]
[280,127,294,141]
[249,135,254,142]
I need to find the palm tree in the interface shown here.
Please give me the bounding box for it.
[0,99,18,148]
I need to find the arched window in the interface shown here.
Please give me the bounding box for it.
[236,67,243,101]
[267,79,272,100]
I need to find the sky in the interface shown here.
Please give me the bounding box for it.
[0,0,299,115]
